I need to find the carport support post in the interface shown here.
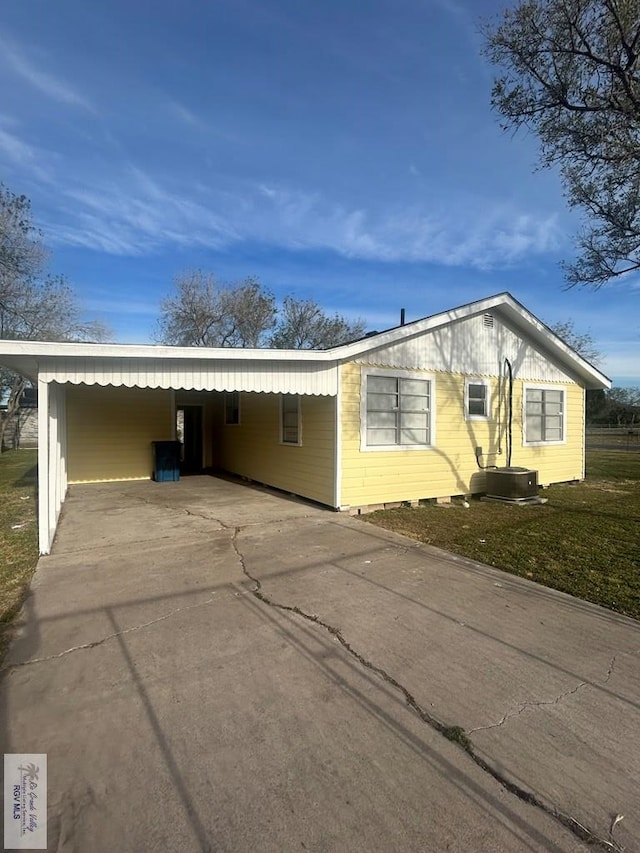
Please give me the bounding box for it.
[37,377,50,555]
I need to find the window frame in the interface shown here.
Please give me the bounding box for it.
[280,394,302,446]
[465,378,490,421]
[360,368,436,452]
[522,384,566,446]
[224,390,241,426]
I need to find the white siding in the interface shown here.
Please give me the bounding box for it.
[38,381,68,554]
[38,357,338,396]
[355,311,577,383]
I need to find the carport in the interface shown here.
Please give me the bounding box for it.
[0,340,339,554]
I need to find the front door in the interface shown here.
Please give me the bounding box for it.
[179,406,203,473]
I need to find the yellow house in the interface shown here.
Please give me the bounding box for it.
[0,293,611,554]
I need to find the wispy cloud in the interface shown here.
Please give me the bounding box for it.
[249,184,562,269]
[83,297,159,317]
[0,123,56,183]
[164,100,206,129]
[40,167,563,271]
[0,36,92,110]
[45,164,238,255]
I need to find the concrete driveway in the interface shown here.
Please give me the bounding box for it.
[1,475,639,852]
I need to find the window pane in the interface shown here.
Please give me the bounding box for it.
[367,392,398,411]
[367,427,397,445]
[368,376,398,393]
[282,395,299,443]
[368,411,397,428]
[545,402,562,415]
[526,400,543,415]
[544,416,562,437]
[468,399,486,416]
[400,412,428,430]
[545,390,562,404]
[400,378,429,396]
[400,428,429,445]
[527,417,543,442]
[283,427,298,443]
[468,384,486,400]
[225,391,240,425]
[527,389,543,402]
[402,395,430,412]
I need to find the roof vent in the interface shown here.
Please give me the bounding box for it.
[483,313,494,328]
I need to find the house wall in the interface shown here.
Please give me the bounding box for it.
[66,385,173,483]
[217,392,336,506]
[339,362,585,508]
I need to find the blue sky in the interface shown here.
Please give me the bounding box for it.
[0,0,638,384]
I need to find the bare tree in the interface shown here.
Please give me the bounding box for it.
[155,271,276,347]
[547,318,601,364]
[606,386,640,424]
[0,184,110,451]
[482,0,640,287]
[0,184,45,284]
[270,297,366,349]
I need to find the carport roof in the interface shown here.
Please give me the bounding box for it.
[0,292,611,391]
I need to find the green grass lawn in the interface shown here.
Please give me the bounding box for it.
[363,450,640,620]
[0,450,38,659]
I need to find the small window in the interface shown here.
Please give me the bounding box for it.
[225,391,240,425]
[524,387,565,444]
[281,394,301,445]
[466,380,490,419]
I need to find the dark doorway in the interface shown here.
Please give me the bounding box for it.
[177,405,203,473]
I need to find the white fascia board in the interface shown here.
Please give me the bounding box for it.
[496,298,611,390]
[0,339,331,362]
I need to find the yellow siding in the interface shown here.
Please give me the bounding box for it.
[218,392,336,506]
[67,385,173,483]
[340,363,585,507]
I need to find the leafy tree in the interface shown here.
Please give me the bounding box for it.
[270,297,366,349]
[483,0,640,287]
[0,184,109,450]
[155,271,276,347]
[547,318,601,363]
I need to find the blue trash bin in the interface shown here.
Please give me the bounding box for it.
[152,441,181,482]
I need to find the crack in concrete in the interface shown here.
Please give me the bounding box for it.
[0,595,218,674]
[468,657,617,735]
[231,526,624,853]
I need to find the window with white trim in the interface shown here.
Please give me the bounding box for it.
[466,380,489,419]
[364,373,432,448]
[281,394,301,445]
[224,391,240,425]
[524,387,564,443]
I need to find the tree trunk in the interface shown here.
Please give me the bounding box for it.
[0,375,27,452]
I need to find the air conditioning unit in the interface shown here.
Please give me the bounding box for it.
[485,467,538,501]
